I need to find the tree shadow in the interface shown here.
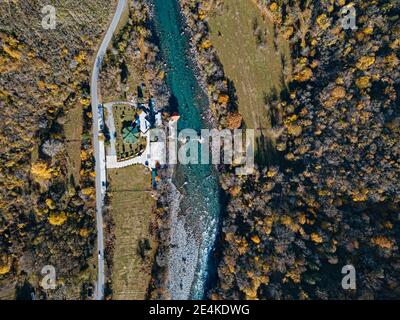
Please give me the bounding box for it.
[166,93,179,115]
[15,280,34,300]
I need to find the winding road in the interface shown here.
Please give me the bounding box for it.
[91,0,127,300]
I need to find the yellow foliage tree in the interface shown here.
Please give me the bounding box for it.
[311,232,323,244]
[287,124,302,137]
[0,255,12,275]
[45,198,56,210]
[284,270,301,283]
[281,215,300,232]
[2,45,21,60]
[48,212,67,226]
[198,9,206,20]
[237,239,249,255]
[251,235,261,244]
[267,168,278,178]
[356,56,375,70]
[81,187,95,196]
[372,236,393,250]
[356,76,371,89]
[242,275,269,300]
[201,39,212,50]
[74,51,86,64]
[31,162,52,181]
[270,3,279,12]
[217,94,229,105]
[79,228,89,238]
[263,216,274,235]
[363,26,374,35]
[316,14,331,30]
[226,111,242,129]
[229,185,241,197]
[79,97,90,107]
[80,150,89,161]
[294,68,313,82]
[331,86,346,99]
[352,189,369,202]
[298,213,307,225]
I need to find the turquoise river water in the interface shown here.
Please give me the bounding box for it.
[152,0,221,299]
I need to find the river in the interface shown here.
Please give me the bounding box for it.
[152,0,221,299]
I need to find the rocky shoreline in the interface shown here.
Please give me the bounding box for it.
[179,0,243,130]
[146,0,229,300]
[151,0,243,299]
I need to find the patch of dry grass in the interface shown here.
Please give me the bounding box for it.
[108,165,156,300]
[64,106,83,183]
[208,0,290,149]
[0,283,15,300]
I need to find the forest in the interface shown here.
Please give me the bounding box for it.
[181,0,400,299]
[1,0,399,301]
[0,0,114,299]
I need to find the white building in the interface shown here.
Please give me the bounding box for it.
[139,110,150,134]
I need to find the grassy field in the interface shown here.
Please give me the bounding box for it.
[107,165,156,300]
[0,282,15,300]
[64,106,83,183]
[112,104,147,160]
[208,0,290,160]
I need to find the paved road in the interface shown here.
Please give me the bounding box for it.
[91,0,127,300]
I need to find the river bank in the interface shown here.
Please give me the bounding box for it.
[148,0,222,300]
[98,0,170,299]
